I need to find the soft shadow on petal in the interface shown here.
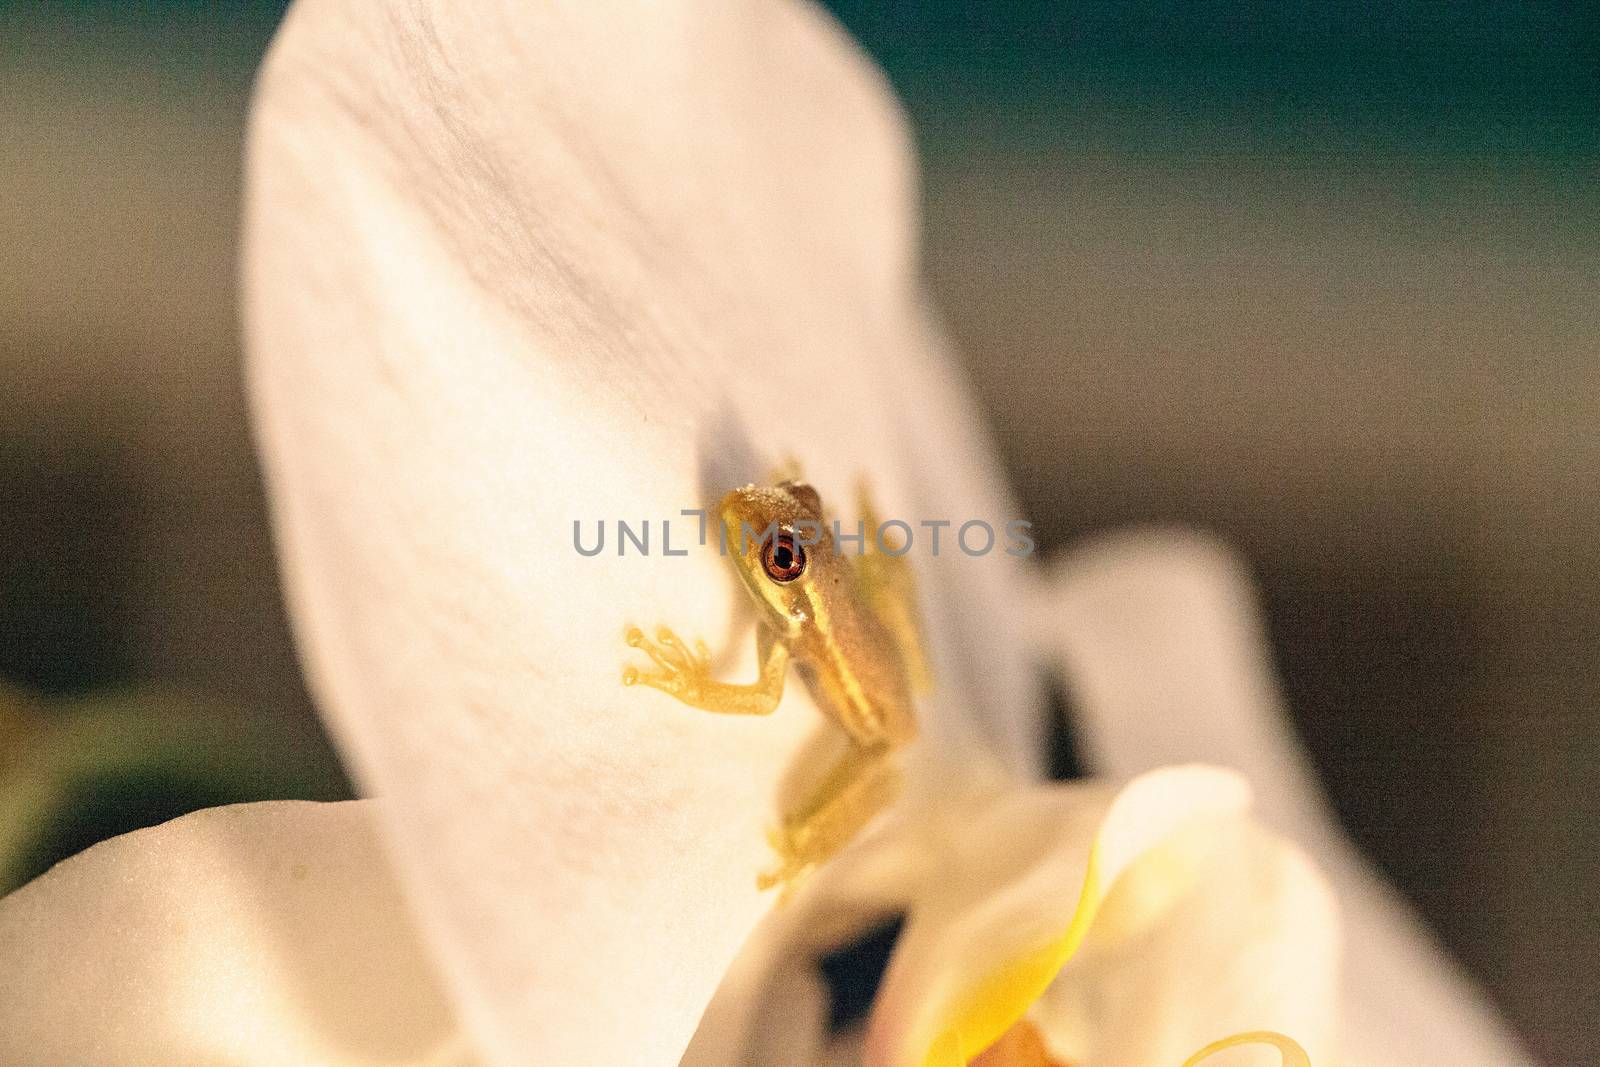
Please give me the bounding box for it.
[684,804,932,1067]
[0,800,463,1067]
[1035,819,1339,1067]
[875,310,1043,783]
[1036,530,1532,1066]
[244,0,1030,1063]
[865,766,1252,1067]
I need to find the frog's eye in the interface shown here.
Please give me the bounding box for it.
[761,531,807,583]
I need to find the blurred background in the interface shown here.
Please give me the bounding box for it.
[0,1,1594,1062]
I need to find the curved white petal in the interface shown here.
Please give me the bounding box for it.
[1034,819,1338,1067]
[690,767,1333,1067]
[243,1,1033,1063]
[866,766,1266,1067]
[1036,530,1532,1066]
[0,801,463,1067]
[684,800,933,1067]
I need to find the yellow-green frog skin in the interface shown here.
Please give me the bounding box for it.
[624,477,929,892]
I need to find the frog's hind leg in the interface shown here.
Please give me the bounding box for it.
[760,740,901,895]
[853,480,933,694]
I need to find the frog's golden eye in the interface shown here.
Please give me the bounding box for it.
[761,531,807,583]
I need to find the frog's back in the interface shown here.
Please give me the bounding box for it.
[795,569,918,749]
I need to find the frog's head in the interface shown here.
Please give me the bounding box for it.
[719,480,827,631]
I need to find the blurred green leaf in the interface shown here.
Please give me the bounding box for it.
[0,683,350,895]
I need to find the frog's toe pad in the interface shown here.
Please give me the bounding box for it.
[757,826,818,899]
[622,625,713,701]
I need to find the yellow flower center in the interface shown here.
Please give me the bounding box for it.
[891,770,1315,1067]
[915,837,1313,1067]
[921,852,1107,1065]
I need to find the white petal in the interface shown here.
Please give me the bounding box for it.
[865,766,1257,1066]
[1037,530,1532,1066]
[243,0,1032,1063]
[0,801,463,1067]
[684,803,931,1067]
[1035,818,1338,1067]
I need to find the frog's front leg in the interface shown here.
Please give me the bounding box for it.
[623,623,790,716]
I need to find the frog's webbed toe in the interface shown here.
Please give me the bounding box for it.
[766,455,806,485]
[622,625,710,700]
[757,825,816,901]
[623,623,788,716]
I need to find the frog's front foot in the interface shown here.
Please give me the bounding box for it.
[757,824,818,900]
[623,625,713,703]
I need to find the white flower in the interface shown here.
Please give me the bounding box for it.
[0,2,1531,1066]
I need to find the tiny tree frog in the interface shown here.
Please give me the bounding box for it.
[624,476,929,891]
